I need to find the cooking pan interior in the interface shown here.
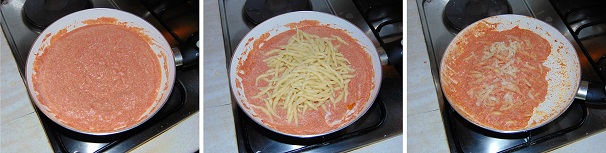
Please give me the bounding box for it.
[440,14,581,133]
[229,11,382,138]
[25,8,176,135]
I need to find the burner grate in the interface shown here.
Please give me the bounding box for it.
[353,0,402,45]
[550,0,606,81]
[139,0,199,46]
[353,0,403,73]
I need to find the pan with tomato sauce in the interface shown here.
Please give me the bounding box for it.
[440,15,580,133]
[32,23,162,133]
[237,25,374,135]
[230,11,382,138]
[26,8,175,135]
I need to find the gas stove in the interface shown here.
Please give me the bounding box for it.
[0,0,199,152]
[417,0,606,152]
[219,0,403,152]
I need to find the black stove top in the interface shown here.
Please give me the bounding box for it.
[0,0,199,152]
[218,0,402,152]
[417,0,606,152]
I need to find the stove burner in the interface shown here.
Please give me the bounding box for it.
[243,0,310,25]
[445,0,511,31]
[23,0,90,29]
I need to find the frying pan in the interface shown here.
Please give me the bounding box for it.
[25,8,175,135]
[229,11,382,137]
[440,15,581,133]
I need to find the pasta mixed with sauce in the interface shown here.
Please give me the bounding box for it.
[442,24,551,131]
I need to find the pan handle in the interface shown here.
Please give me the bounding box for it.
[173,32,199,68]
[577,81,606,104]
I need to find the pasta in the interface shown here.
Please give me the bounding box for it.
[253,29,355,125]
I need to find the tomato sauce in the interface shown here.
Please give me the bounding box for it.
[238,25,374,135]
[33,24,161,133]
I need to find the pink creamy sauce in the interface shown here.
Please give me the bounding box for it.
[33,24,161,133]
[239,25,374,135]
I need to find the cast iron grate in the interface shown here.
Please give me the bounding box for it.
[353,0,403,74]
[550,0,606,80]
[352,0,402,45]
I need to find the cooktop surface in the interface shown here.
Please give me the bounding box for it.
[219,0,403,152]
[417,0,606,152]
[0,0,199,152]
